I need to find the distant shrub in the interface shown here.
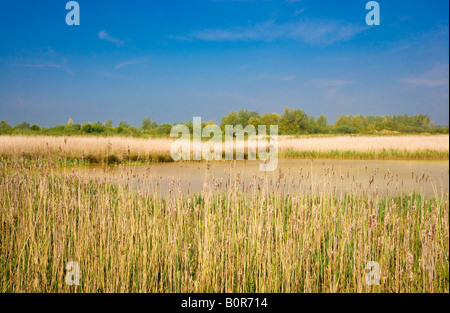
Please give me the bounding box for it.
[336,125,358,134]
[81,123,105,134]
[52,125,66,133]
[15,122,30,130]
[310,126,322,134]
[156,124,172,136]
[91,123,105,133]
[403,126,425,133]
[71,124,81,132]
[81,123,94,134]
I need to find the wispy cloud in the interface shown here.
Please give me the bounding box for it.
[400,65,449,87]
[98,30,124,47]
[178,19,366,45]
[280,75,296,81]
[93,70,137,81]
[114,60,137,70]
[292,8,305,17]
[313,79,354,88]
[113,57,149,70]
[12,62,74,76]
[13,63,62,69]
[313,79,354,97]
[9,48,75,76]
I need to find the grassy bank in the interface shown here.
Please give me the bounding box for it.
[283,149,450,161]
[6,148,449,167]
[0,160,448,292]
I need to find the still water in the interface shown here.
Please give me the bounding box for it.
[65,159,449,197]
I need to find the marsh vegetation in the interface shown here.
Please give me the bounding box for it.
[0,135,448,166]
[0,157,448,292]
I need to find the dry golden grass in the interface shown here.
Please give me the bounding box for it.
[0,159,448,293]
[0,135,174,163]
[278,135,449,152]
[0,135,448,164]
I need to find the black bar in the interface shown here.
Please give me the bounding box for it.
[1,293,448,311]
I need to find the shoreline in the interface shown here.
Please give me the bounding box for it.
[1,149,448,167]
[1,134,448,165]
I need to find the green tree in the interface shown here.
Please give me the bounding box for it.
[220,111,239,129]
[15,122,31,130]
[118,121,130,129]
[280,107,309,134]
[247,117,260,127]
[104,119,113,128]
[141,117,157,131]
[81,123,94,134]
[156,124,172,136]
[316,115,328,128]
[260,113,281,129]
[30,125,40,131]
[310,115,328,133]
[236,109,260,126]
[0,121,12,134]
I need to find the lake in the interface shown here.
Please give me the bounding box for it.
[64,159,449,197]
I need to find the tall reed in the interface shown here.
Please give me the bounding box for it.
[0,159,448,292]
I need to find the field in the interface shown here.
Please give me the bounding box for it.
[0,135,448,165]
[0,135,449,293]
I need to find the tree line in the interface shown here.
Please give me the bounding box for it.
[0,108,448,137]
[217,108,448,135]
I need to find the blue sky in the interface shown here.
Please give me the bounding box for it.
[0,0,448,127]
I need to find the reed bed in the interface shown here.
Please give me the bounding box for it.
[0,159,448,293]
[0,135,448,165]
[0,136,174,164]
[278,135,449,152]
